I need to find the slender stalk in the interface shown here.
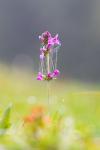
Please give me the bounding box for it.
[50,52,54,71]
[47,81,50,105]
[46,53,50,105]
[55,48,58,69]
[47,54,50,73]
[41,59,43,74]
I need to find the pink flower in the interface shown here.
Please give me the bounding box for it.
[37,31,61,81]
[40,53,44,60]
[52,69,60,77]
[40,46,46,52]
[39,31,51,44]
[52,34,61,46]
[47,72,53,79]
[40,44,52,58]
[37,72,43,80]
[46,43,52,50]
[43,31,51,38]
[39,36,44,43]
[48,34,61,47]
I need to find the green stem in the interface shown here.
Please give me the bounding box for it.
[47,54,50,73]
[47,81,50,105]
[46,53,50,105]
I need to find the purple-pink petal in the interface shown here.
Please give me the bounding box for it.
[47,72,53,78]
[37,76,43,80]
[38,72,43,76]
[52,34,61,46]
[37,72,43,80]
[46,43,52,49]
[53,69,60,77]
[40,53,44,60]
[43,31,51,38]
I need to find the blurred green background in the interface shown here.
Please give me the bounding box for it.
[0,65,100,150]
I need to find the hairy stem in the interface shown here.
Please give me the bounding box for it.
[47,54,50,73]
[46,53,50,105]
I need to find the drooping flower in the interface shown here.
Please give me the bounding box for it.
[37,72,43,80]
[53,69,60,77]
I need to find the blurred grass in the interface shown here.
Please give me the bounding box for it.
[0,64,100,150]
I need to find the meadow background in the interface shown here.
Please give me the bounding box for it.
[0,0,100,150]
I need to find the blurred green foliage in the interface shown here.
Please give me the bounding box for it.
[0,104,12,135]
[0,65,100,150]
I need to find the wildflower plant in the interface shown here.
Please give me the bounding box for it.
[37,31,61,81]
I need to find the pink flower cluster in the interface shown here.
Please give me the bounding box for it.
[37,31,61,81]
[39,31,61,60]
[37,69,60,81]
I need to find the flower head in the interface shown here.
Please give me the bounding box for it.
[53,69,60,77]
[48,34,61,47]
[39,31,51,44]
[37,31,61,81]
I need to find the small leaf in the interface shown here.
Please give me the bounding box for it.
[0,103,12,130]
